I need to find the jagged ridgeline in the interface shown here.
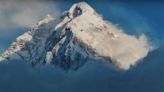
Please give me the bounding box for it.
[0,2,149,70]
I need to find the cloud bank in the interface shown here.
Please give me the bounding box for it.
[0,0,60,28]
[0,0,61,52]
[0,46,164,92]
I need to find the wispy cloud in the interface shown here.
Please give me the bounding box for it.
[0,0,61,28]
[106,2,162,49]
[0,0,61,37]
[0,0,61,52]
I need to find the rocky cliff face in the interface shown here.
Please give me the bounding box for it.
[0,2,150,70]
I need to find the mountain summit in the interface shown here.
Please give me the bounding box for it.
[0,2,149,70]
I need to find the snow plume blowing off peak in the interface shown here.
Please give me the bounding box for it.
[0,2,150,70]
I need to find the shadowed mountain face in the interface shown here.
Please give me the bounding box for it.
[0,2,149,70]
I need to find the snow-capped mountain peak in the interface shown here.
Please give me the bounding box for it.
[37,14,55,26]
[0,2,149,70]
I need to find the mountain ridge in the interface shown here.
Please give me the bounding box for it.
[0,2,150,70]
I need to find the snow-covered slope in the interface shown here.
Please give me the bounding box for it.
[0,2,149,70]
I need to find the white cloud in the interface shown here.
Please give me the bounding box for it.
[103,2,161,49]
[0,0,61,36]
[0,0,61,52]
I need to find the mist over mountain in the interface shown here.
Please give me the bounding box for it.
[0,44,163,92]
